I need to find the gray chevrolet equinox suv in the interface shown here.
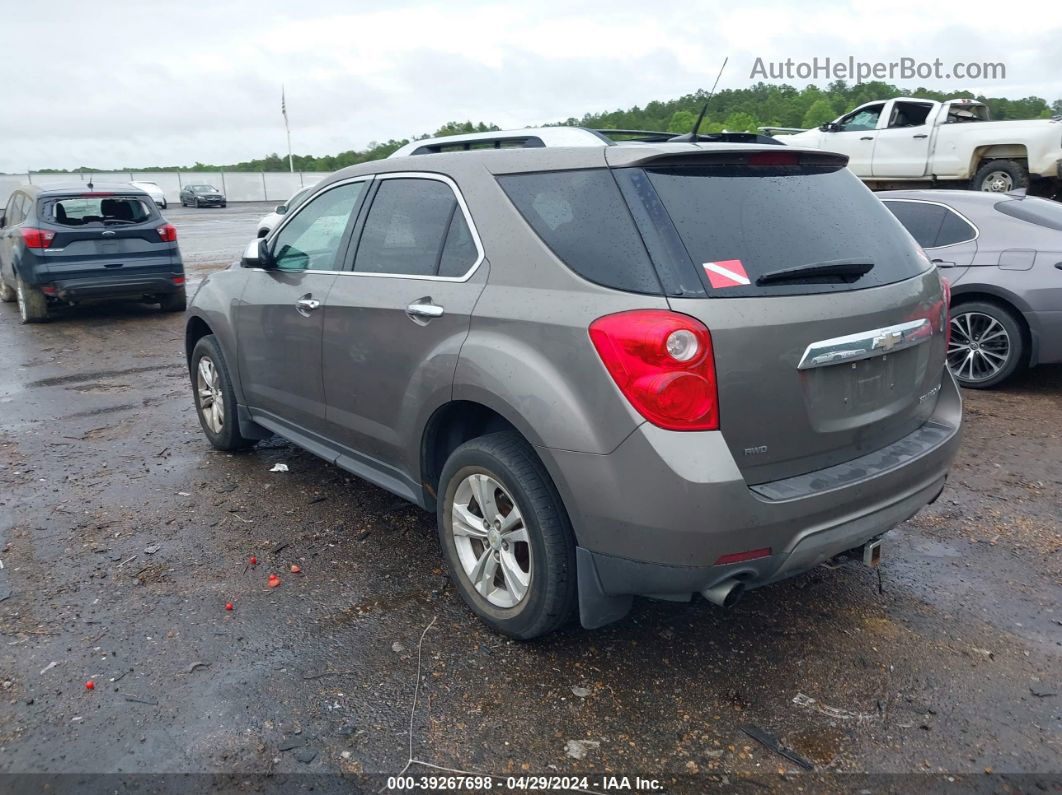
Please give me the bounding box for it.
[184,128,961,639]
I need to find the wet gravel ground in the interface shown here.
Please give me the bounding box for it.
[0,207,1059,792]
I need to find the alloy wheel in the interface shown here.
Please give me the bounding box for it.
[450,473,532,608]
[948,311,1011,383]
[196,356,225,433]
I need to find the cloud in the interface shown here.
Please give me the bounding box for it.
[0,0,1057,172]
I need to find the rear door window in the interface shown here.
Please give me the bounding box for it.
[49,196,153,226]
[642,164,929,297]
[883,200,976,248]
[496,169,660,293]
[353,177,479,278]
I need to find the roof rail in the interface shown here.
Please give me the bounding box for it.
[387,126,784,158]
[388,128,610,158]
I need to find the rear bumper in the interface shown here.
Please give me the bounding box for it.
[539,368,962,628]
[50,274,184,301]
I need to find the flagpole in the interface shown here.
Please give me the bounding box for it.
[282,85,294,173]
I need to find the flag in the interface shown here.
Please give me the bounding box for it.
[281,86,288,125]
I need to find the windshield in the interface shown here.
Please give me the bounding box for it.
[48,196,153,226]
[994,197,1062,232]
[190,185,219,193]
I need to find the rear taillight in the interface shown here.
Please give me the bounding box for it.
[939,273,952,347]
[20,228,56,249]
[589,310,718,431]
[157,223,177,242]
[172,276,185,286]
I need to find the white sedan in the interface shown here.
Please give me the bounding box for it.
[130,181,167,209]
[256,184,316,238]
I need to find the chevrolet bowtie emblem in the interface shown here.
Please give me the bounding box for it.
[873,330,903,351]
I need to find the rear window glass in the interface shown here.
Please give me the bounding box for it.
[994,197,1062,231]
[497,169,660,294]
[49,197,153,226]
[644,166,930,297]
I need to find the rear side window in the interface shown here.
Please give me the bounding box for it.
[49,197,152,226]
[643,166,929,297]
[994,197,1062,231]
[354,178,478,278]
[883,200,977,248]
[497,169,660,294]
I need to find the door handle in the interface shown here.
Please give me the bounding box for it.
[406,298,445,324]
[912,134,928,139]
[295,295,320,317]
[860,136,873,141]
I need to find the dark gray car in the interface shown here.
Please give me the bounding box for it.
[881,190,1062,388]
[185,133,961,638]
[0,184,186,323]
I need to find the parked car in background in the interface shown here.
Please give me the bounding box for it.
[0,184,185,323]
[130,180,167,209]
[881,189,1062,388]
[781,97,1062,195]
[256,184,316,238]
[180,184,226,208]
[184,128,960,639]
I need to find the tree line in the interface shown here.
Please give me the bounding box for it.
[30,81,1062,174]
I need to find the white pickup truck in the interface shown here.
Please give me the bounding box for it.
[779,97,1062,195]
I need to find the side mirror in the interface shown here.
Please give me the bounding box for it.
[241,237,274,269]
[819,122,838,132]
[275,204,288,214]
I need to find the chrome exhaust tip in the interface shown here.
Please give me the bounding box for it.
[701,579,745,608]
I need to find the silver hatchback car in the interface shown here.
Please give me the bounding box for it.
[185,128,961,638]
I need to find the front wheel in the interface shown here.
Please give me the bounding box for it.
[947,301,1024,388]
[194,198,201,208]
[190,335,255,451]
[972,159,1028,193]
[16,276,48,323]
[437,431,576,639]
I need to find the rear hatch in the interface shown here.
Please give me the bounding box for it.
[38,192,179,279]
[612,149,949,484]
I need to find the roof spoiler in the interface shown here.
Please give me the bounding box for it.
[609,148,850,170]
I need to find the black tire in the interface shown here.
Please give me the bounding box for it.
[220,203,227,208]
[194,198,201,208]
[971,159,1028,193]
[190,334,255,451]
[15,276,48,323]
[437,431,576,639]
[947,300,1025,389]
[159,286,187,312]
[161,200,167,210]
[0,276,15,303]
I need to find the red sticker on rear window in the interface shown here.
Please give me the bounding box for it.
[703,259,750,288]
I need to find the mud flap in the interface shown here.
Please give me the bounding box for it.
[237,404,273,441]
[576,547,633,630]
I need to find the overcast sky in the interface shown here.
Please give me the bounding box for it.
[0,0,1058,172]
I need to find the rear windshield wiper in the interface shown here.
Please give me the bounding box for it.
[102,219,137,225]
[756,258,875,286]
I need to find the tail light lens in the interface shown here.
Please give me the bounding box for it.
[589,310,718,431]
[20,228,56,249]
[939,273,952,347]
[157,223,177,242]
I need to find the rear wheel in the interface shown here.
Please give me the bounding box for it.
[972,159,1028,193]
[159,286,187,312]
[190,335,254,451]
[15,276,48,323]
[947,301,1024,388]
[437,431,576,639]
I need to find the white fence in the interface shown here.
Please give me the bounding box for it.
[0,171,331,206]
